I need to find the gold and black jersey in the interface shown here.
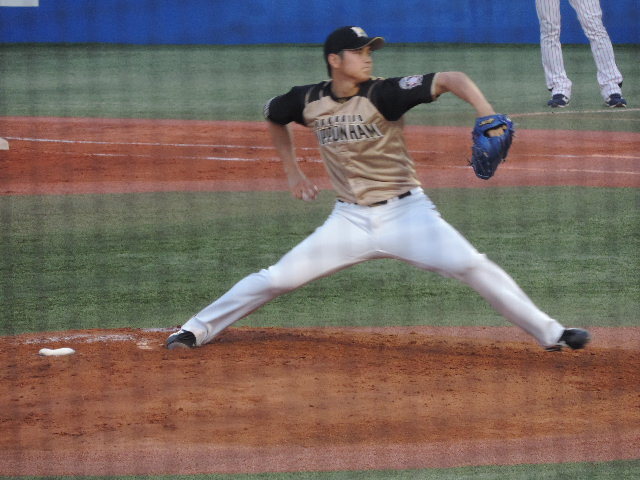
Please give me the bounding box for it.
[264,73,437,206]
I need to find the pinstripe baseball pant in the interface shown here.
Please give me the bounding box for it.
[535,0,623,100]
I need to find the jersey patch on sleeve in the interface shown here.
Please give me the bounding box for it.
[398,75,424,90]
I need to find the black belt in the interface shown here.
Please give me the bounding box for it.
[338,190,412,207]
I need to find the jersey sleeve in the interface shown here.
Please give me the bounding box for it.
[263,85,309,126]
[369,73,436,121]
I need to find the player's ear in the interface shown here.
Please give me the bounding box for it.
[327,52,342,72]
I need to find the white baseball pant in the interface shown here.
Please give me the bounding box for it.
[181,188,565,349]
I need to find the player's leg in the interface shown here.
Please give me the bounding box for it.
[177,204,373,346]
[374,191,481,275]
[449,256,565,347]
[569,0,624,100]
[536,0,572,102]
[377,190,565,348]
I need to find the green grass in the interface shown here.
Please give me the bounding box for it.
[1,187,638,336]
[1,43,638,131]
[2,459,639,479]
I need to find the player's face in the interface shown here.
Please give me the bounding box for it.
[338,46,373,82]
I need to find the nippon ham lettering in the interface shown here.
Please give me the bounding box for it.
[314,115,383,146]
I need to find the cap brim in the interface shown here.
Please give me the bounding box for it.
[367,36,385,51]
[345,36,385,52]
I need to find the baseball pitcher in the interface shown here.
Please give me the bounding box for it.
[166,26,590,352]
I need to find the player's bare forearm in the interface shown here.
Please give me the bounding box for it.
[433,72,496,117]
[267,121,297,173]
[267,120,319,201]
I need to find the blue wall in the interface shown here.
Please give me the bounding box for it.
[1,0,638,45]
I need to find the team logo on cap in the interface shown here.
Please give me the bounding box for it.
[399,75,423,90]
[351,27,367,37]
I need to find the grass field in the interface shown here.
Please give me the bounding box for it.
[2,459,640,479]
[0,43,639,130]
[2,187,638,336]
[0,42,638,479]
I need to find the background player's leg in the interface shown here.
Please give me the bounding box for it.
[536,0,572,99]
[569,0,623,99]
[182,205,373,345]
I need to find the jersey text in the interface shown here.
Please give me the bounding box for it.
[314,116,383,146]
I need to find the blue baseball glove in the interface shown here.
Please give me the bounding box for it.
[470,114,515,180]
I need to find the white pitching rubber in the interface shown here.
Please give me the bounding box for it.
[0,138,8,150]
[39,347,76,356]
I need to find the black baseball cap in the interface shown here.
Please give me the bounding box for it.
[323,26,385,57]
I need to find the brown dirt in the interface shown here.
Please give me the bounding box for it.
[0,116,639,476]
[1,116,639,195]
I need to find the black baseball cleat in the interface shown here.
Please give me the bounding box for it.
[545,328,591,351]
[547,94,570,108]
[166,329,196,350]
[605,93,627,108]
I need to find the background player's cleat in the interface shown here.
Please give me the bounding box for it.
[547,94,570,108]
[605,93,627,108]
[166,329,196,349]
[545,328,591,351]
